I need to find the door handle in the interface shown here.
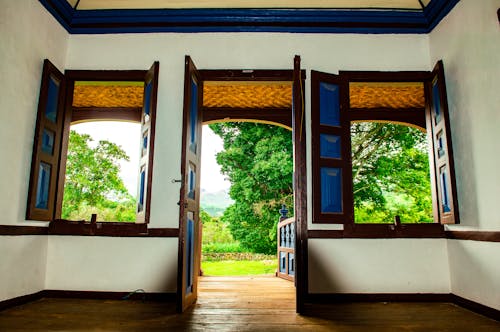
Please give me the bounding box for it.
[171,179,182,183]
[177,201,188,208]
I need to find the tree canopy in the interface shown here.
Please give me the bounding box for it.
[209,123,293,254]
[62,130,136,222]
[351,122,433,223]
[209,120,433,254]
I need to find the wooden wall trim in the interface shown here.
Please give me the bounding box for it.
[0,291,46,312]
[0,225,48,236]
[306,293,451,303]
[43,290,176,302]
[306,293,500,321]
[308,228,500,242]
[445,230,500,242]
[48,220,178,237]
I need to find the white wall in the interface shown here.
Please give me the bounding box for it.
[45,237,178,292]
[309,239,450,293]
[61,32,435,293]
[65,32,431,230]
[0,236,48,302]
[429,0,500,310]
[0,0,67,302]
[0,0,68,227]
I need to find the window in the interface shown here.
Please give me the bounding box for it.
[311,61,459,230]
[26,60,159,225]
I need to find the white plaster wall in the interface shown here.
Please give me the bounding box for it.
[0,236,48,302]
[309,239,450,293]
[65,32,430,230]
[429,0,500,231]
[429,0,500,310]
[59,32,434,293]
[45,237,178,292]
[0,0,68,226]
[447,240,500,310]
[0,0,67,302]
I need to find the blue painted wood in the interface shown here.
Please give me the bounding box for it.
[137,169,145,212]
[288,253,295,276]
[432,80,442,124]
[319,83,340,127]
[35,163,51,210]
[45,76,59,123]
[188,166,195,200]
[439,167,451,213]
[320,167,343,213]
[186,216,194,294]
[279,251,287,273]
[189,78,198,154]
[41,129,55,155]
[38,0,459,34]
[144,81,152,116]
[320,134,341,159]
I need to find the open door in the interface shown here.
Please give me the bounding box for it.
[292,55,308,314]
[177,56,203,312]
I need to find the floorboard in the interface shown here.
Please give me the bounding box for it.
[0,276,498,331]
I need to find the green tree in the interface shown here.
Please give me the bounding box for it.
[351,122,433,223]
[210,123,293,254]
[62,130,137,222]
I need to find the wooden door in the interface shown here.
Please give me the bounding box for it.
[292,55,308,314]
[177,56,203,313]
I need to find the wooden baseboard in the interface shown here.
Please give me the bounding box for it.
[306,293,500,322]
[451,294,500,322]
[0,291,45,311]
[43,290,176,302]
[0,290,175,311]
[306,293,450,303]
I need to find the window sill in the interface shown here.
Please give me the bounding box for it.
[309,223,445,239]
[49,219,148,237]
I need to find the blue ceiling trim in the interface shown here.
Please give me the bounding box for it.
[39,0,460,34]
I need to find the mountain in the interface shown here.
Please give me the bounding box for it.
[200,189,234,217]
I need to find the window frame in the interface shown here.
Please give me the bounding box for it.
[311,64,458,237]
[26,62,159,233]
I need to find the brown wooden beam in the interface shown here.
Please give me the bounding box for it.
[71,107,142,123]
[349,108,426,129]
[202,107,292,128]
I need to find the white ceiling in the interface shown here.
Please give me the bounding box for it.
[66,0,432,10]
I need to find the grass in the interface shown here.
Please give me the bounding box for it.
[201,259,277,276]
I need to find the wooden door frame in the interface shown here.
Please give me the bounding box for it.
[187,64,307,313]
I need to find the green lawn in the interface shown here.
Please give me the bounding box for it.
[201,260,276,276]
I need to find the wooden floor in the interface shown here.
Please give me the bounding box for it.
[0,276,498,331]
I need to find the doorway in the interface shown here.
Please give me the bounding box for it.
[177,56,307,313]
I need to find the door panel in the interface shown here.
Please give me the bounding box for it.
[136,61,159,223]
[177,56,203,313]
[293,55,307,314]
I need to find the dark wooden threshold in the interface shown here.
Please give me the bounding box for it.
[306,293,500,322]
[0,225,48,236]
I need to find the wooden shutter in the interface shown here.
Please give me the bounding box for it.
[177,56,203,313]
[26,60,66,221]
[425,61,459,224]
[136,62,159,223]
[311,71,353,224]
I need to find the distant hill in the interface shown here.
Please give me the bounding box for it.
[200,189,234,217]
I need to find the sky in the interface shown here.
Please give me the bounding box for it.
[71,122,230,195]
